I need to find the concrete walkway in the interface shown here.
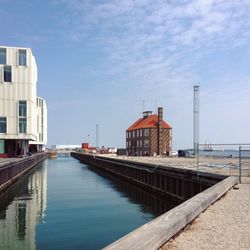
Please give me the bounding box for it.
[160,178,250,250]
[0,158,21,168]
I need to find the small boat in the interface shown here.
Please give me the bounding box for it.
[48,151,57,159]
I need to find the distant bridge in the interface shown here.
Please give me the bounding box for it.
[48,149,77,158]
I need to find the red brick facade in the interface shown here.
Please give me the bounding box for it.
[126,108,172,156]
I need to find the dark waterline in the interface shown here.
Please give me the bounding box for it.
[0,157,175,250]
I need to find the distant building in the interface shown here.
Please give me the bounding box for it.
[51,145,81,150]
[0,46,47,157]
[126,107,172,156]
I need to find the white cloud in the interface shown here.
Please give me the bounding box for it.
[51,0,250,147]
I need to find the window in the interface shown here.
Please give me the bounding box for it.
[0,48,6,64]
[19,49,27,66]
[0,117,7,133]
[144,140,149,148]
[19,118,27,133]
[19,101,27,116]
[4,66,12,82]
[140,129,142,137]
[19,101,27,133]
[144,129,150,137]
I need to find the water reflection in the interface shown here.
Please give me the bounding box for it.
[0,158,179,250]
[0,162,47,250]
[86,165,178,216]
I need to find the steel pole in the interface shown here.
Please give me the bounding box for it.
[239,146,242,183]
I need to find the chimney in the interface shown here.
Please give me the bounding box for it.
[157,107,163,155]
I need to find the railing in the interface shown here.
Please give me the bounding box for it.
[0,153,47,190]
[239,146,250,183]
[197,144,250,183]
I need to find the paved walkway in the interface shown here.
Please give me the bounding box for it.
[0,158,21,167]
[160,179,250,250]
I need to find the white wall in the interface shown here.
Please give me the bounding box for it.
[30,97,48,145]
[0,46,38,141]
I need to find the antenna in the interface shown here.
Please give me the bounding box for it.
[142,100,145,112]
[193,85,199,155]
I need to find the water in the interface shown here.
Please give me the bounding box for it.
[199,150,250,158]
[0,157,174,250]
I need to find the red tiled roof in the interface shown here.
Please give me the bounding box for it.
[127,114,172,131]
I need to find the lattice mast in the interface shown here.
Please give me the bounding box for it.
[193,85,199,155]
[96,124,99,148]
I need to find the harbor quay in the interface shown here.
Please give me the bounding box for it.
[0,153,47,192]
[72,152,249,249]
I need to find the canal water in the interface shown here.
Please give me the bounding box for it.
[0,157,175,250]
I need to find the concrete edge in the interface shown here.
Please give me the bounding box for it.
[103,176,238,250]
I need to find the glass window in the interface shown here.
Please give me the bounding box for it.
[0,117,7,133]
[144,129,150,136]
[4,66,12,82]
[0,48,6,64]
[19,118,27,133]
[19,49,27,66]
[144,140,149,148]
[19,101,27,117]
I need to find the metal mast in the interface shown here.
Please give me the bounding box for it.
[193,85,199,155]
[96,124,99,148]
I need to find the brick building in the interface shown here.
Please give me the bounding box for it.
[126,107,172,156]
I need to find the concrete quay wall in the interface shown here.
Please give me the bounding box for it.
[0,153,47,192]
[71,152,226,203]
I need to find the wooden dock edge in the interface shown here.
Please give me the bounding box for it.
[103,176,238,250]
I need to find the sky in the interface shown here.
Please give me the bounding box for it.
[1,0,250,149]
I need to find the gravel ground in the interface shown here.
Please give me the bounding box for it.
[160,180,250,250]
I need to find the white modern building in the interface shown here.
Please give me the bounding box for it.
[0,46,47,157]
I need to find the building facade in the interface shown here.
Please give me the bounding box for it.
[0,46,47,157]
[126,107,172,156]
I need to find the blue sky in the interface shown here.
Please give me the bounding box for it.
[1,0,250,149]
